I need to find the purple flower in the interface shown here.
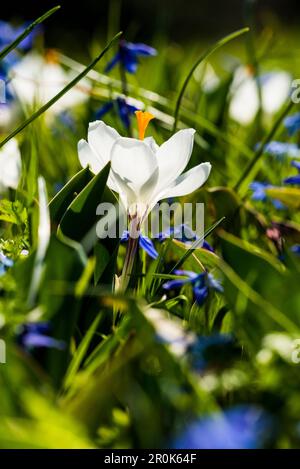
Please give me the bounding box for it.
[0,251,13,276]
[0,20,39,52]
[172,405,272,449]
[284,113,300,136]
[187,333,236,371]
[291,245,300,256]
[258,141,300,161]
[17,323,65,351]
[283,160,300,185]
[121,230,158,259]
[105,40,157,74]
[163,270,223,306]
[96,97,139,129]
[158,224,214,251]
[250,181,285,210]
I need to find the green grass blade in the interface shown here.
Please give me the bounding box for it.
[173,27,249,132]
[0,31,122,150]
[233,100,296,193]
[168,216,226,274]
[0,6,61,61]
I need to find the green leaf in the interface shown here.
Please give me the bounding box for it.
[58,163,111,242]
[173,27,249,132]
[234,100,296,193]
[49,167,93,228]
[208,187,242,234]
[266,187,300,210]
[218,231,300,349]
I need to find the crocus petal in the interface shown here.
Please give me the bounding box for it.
[155,129,196,194]
[88,120,120,166]
[111,137,158,207]
[0,138,21,190]
[144,136,159,153]
[78,139,105,174]
[158,162,211,200]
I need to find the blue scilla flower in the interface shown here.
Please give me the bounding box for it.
[121,230,158,259]
[96,97,139,130]
[158,224,214,251]
[187,333,237,372]
[163,270,223,306]
[0,251,13,276]
[172,405,272,449]
[250,181,285,210]
[158,224,198,243]
[291,245,300,256]
[283,160,300,185]
[17,322,65,351]
[284,113,300,136]
[0,20,39,52]
[105,40,157,74]
[258,141,300,161]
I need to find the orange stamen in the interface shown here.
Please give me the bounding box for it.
[135,110,154,140]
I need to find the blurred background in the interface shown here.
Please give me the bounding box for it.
[1,0,300,52]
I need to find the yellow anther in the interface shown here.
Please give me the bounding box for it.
[135,110,154,140]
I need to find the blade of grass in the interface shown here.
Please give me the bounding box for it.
[173,27,249,133]
[150,217,225,297]
[0,31,122,149]
[168,217,226,274]
[0,6,61,61]
[233,99,296,193]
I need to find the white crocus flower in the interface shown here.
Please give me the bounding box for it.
[229,67,292,126]
[78,111,211,223]
[0,138,21,192]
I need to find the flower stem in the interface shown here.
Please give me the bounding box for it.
[120,235,139,291]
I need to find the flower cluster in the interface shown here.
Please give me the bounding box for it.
[163,270,223,306]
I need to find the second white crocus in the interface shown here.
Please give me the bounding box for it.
[0,139,21,193]
[78,113,211,223]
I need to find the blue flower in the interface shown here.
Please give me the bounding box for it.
[284,113,300,136]
[0,20,39,52]
[96,97,139,129]
[172,405,272,449]
[163,270,223,306]
[17,322,65,351]
[291,245,300,256]
[158,224,214,251]
[283,160,300,185]
[250,181,285,210]
[0,251,13,276]
[121,231,158,259]
[158,224,198,243]
[187,333,236,371]
[105,40,157,74]
[258,141,300,161]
